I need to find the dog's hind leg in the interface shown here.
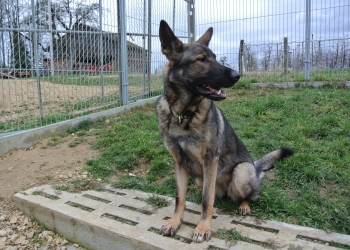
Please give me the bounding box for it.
[227,162,261,215]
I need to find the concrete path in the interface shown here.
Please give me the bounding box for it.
[14,185,350,250]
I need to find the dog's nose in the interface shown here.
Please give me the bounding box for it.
[231,71,240,82]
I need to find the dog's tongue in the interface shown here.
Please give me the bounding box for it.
[200,84,226,98]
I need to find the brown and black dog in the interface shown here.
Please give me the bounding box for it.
[156,20,293,243]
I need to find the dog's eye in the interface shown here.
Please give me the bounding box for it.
[197,56,206,62]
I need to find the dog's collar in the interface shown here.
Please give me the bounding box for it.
[169,97,205,124]
[170,106,193,124]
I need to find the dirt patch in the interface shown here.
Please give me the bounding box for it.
[0,134,100,199]
[0,132,102,249]
[0,78,143,125]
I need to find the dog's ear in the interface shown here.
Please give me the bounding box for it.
[195,27,213,46]
[159,20,184,61]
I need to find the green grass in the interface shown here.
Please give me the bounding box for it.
[213,228,278,249]
[32,190,59,200]
[85,85,350,235]
[0,73,163,133]
[41,74,119,86]
[1,69,348,133]
[41,73,163,87]
[145,194,170,208]
[55,185,70,191]
[238,68,350,85]
[54,180,97,193]
[65,201,94,212]
[37,68,350,86]
[68,137,86,147]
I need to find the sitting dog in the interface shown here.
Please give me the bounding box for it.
[156,20,293,243]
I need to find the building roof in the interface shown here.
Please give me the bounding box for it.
[50,23,146,61]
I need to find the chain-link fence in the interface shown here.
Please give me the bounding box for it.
[196,0,350,84]
[0,0,189,133]
[1,0,349,134]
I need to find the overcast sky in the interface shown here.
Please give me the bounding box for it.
[195,1,349,51]
[117,0,349,71]
[4,0,349,72]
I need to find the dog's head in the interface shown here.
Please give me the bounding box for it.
[159,20,240,101]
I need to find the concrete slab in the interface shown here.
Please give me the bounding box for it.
[14,185,350,250]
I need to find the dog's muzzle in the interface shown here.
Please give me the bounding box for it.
[230,71,241,83]
[195,68,241,101]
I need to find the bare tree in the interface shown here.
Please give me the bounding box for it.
[340,40,347,68]
[297,44,304,70]
[334,42,339,68]
[261,44,272,71]
[273,44,282,71]
[243,44,258,72]
[219,56,233,68]
[241,38,350,73]
[316,40,323,68]
[0,0,7,67]
[8,0,101,72]
[56,0,100,31]
[0,0,31,69]
[20,0,100,51]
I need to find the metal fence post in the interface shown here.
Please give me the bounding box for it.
[99,0,105,107]
[188,0,195,43]
[31,0,43,123]
[147,0,152,93]
[304,0,311,80]
[173,0,176,31]
[142,0,146,94]
[117,0,122,105]
[118,0,128,105]
[48,0,54,76]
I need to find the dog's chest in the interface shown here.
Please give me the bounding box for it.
[165,135,205,176]
[163,128,203,153]
[177,135,202,152]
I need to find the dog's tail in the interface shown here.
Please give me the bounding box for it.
[254,148,294,179]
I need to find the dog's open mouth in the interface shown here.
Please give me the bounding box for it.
[196,84,226,100]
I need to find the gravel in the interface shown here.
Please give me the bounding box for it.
[0,199,87,250]
[0,132,102,250]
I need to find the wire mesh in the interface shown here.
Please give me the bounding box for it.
[195,0,350,84]
[124,0,189,102]
[0,0,189,133]
[1,0,349,134]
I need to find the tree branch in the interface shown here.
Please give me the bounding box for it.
[20,32,48,52]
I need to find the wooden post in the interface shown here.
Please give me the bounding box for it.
[275,44,278,70]
[283,37,288,75]
[239,40,244,75]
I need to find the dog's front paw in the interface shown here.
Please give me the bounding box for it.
[192,225,212,243]
[239,201,251,215]
[161,218,181,236]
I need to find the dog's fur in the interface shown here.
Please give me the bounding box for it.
[156,20,293,243]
